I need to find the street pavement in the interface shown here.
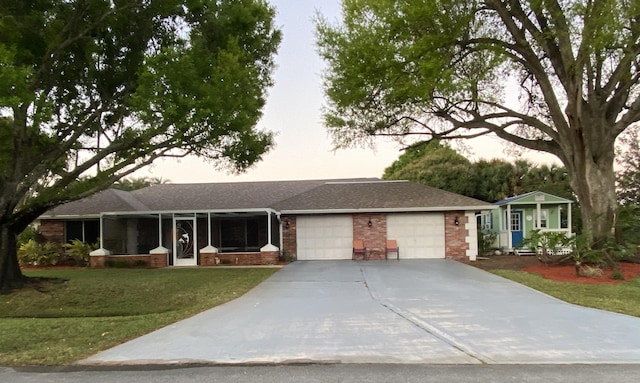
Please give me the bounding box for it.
[79,260,640,365]
[4,364,640,383]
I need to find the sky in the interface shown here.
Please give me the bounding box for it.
[139,0,556,184]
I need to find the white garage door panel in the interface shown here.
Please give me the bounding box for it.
[297,216,353,260]
[387,213,445,259]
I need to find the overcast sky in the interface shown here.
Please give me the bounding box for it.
[139,0,556,184]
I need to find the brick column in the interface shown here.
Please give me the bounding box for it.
[281,215,297,261]
[444,211,469,261]
[149,246,169,268]
[353,213,387,260]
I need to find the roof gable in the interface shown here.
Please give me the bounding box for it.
[494,191,572,206]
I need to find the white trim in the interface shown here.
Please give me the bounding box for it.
[90,247,111,256]
[260,244,279,252]
[465,212,477,261]
[173,215,197,266]
[150,246,169,254]
[200,245,218,253]
[280,206,496,215]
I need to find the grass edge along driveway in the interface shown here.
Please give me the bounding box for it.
[0,268,278,366]
[491,269,640,318]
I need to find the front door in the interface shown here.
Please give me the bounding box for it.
[509,211,524,248]
[174,217,197,266]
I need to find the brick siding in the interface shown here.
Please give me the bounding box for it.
[444,211,470,260]
[353,213,387,260]
[39,219,65,252]
[281,215,297,260]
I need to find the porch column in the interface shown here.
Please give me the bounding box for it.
[200,212,218,264]
[536,203,542,229]
[261,210,278,252]
[207,212,212,246]
[506,204,512,249]
[150,214,169,259]
[568,203,572,235]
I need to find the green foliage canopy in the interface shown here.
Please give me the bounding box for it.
[383,142,574,203]
[0,0,281,291]
[317,0,640,245]
[0,0,281,228]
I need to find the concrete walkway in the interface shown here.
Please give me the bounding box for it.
[79,260,640,365]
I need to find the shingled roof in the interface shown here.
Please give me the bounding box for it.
[42,189,151,217]
[41,178,493,217]
[272,180,492,212]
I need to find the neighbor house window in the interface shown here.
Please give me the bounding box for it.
[534,210,549,228]
[65,220,100,244]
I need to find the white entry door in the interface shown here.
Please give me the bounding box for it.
[173,217,197,266]
[296,215,353,260]
[387,213,445,259]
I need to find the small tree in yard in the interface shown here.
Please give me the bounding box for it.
[0,0,281,292]
[316,0,640,251]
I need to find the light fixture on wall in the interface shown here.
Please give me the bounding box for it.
[284,219,290,229]
[454,216,460,226]
[367,218,373,227]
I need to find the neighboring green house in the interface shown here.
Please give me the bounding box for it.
[480,191,573,252]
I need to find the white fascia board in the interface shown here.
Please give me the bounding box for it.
[38,214,102,220]
[280,206,497,215]
[98,208,278,216]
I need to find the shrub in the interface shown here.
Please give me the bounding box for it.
[105,260,132,268]
[478,230,498,256]
[18,240,60,266]
[18,226,45,246]
[577,264,603,278]
[520,230,574,265]
[63,239,97,266]
[133,260,148,268]
[612,270,625,280]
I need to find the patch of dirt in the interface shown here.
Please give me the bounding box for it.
[465,255,640,284]
[463,255,540,271]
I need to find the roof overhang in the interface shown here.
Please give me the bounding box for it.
[39,208,278,220]
[280,206,497,215]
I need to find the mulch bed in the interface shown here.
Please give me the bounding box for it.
[466,255,640,285]
[522,262,640,284]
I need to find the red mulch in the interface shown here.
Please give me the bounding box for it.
[466,256,640,284]
[522,262,640,284]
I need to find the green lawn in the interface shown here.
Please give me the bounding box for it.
[0,268,278,366]
[492,270,640,318]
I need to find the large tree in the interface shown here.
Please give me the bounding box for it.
[0,0,281,291]
[316,0,640,247]
[616,126,640,205]
[382,141,475,196]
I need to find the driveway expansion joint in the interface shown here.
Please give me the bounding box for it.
[360,265,489,365]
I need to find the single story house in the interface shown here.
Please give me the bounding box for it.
[479,191,574,252]
[38,179,495,267]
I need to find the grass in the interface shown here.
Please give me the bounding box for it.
[0,268,278,366]
[492,269,640,318]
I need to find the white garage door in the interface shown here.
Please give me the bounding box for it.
[387,213,445,259]
[297,216,353,260]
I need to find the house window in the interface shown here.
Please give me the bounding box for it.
[65,220,100,244]
[534,210,549,228]
[509,212,521,231]
[219,218,260,252]
[482,214,492,230]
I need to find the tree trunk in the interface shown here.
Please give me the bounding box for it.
[0,223,26,293]
[564,141,618,248]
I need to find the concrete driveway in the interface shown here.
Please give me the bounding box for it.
[79,260,640,365]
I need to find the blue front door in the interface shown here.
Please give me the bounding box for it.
[510,211,524,247]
